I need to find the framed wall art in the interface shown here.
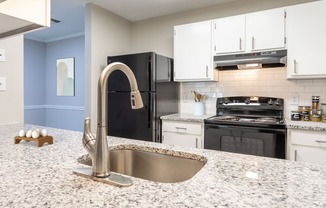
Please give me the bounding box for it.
[56,57,75,96]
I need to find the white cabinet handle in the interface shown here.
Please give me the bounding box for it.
[239,38,242,50]
[196,138,198,148]
[175,127,187,130]
[206,66,208,77]
[294,149,297,161]
[252,37,255,50]
[294,59,297,74]
[316,140,326,144]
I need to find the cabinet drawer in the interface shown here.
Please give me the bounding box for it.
[162,121,202,135]
[162,132,202,148]
[290,130,326,148]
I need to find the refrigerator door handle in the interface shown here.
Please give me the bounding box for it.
[167,59,171,81]
[148,56,153,92]
[147,93,152,128]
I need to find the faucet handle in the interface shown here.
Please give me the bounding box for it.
[82,117,96,152]
[130,90,144,109]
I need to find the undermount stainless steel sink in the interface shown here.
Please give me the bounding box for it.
[79,149,207,183]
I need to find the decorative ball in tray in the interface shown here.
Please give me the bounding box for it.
[14,128,53,147]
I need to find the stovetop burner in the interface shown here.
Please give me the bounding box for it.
[208,116,282,124]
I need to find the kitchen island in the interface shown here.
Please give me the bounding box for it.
[1,124,326,207]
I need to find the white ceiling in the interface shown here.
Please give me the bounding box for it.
[88,0,237,22]
[25,0,236,42]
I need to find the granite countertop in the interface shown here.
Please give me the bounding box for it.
[286,119,326,131]
[162,113,326,132]
[160,113,214,122]
[1,124,326,207]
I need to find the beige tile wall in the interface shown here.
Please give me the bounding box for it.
[179,67,326,118]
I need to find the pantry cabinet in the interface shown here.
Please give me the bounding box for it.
[174,21,218,82]
[162,120,204,148]
[286,0,326,79]
[288,129,326,165]
[0,0,50,39]
[213,8,286,55]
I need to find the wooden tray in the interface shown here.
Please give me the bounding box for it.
[14,136,53,147]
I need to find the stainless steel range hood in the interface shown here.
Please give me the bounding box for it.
[214,49,287,70]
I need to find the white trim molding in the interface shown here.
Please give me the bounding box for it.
[24,105,85,111]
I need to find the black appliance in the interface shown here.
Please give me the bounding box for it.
[204,96,286,159]
[107,52,178,143]
[214,49,287,70]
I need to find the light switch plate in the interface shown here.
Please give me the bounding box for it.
[0,77,6,91]
[0,49,5,62]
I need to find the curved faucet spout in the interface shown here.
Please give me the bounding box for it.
[85,62,144,178]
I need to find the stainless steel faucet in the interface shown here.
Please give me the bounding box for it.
[74,62,143,186]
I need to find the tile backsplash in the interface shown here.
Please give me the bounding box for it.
[179,67,326,119]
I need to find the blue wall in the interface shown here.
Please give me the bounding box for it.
[24,39,46,126]
[24,36,85,131]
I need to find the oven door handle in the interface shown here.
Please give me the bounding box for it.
[205,124,286,133]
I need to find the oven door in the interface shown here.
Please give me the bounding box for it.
[204,123,286,159]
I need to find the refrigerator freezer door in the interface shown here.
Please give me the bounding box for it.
[107,91,156,142]
[156,54,173,82]
[107,52,155,92]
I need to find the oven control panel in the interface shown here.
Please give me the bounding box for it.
[216,96,283,107]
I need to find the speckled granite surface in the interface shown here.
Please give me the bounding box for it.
[1,123,326,207]
[160,113,214,122]
[287,119,326,131]
[163,113,326,132]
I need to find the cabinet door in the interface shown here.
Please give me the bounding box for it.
[286,1,326,79]
[0,0,50,38]
[246,8,285,51]
[174,21,215,81]
[162,132,201,148]
[0,0,50,26]
[213,15,246,54]
[290,145,326,165]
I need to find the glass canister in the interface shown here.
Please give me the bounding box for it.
[322,103,326,114]
[298,106,311,121]
[291,111,301,121]
[322,103,326,123]
[312,96,320,110]
[322,115,326,123]
[310,109,322,122]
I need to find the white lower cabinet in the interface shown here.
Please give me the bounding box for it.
[288,129,326,165]
[162,120,204,148]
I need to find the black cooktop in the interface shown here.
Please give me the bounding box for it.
[205,96,286,129]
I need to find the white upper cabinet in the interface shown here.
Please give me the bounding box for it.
[0,0,50,39]
[213,15,245,54]
[246,8,286,51]
[213,8,286,55]
[174,21,218,82]
[286,0,326,79]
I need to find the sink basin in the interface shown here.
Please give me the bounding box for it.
[79,148,206,183]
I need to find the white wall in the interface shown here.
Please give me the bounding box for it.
[0,35,24,124]
[85,3,132,131]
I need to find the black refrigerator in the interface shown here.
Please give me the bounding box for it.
[106,52,179,142]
